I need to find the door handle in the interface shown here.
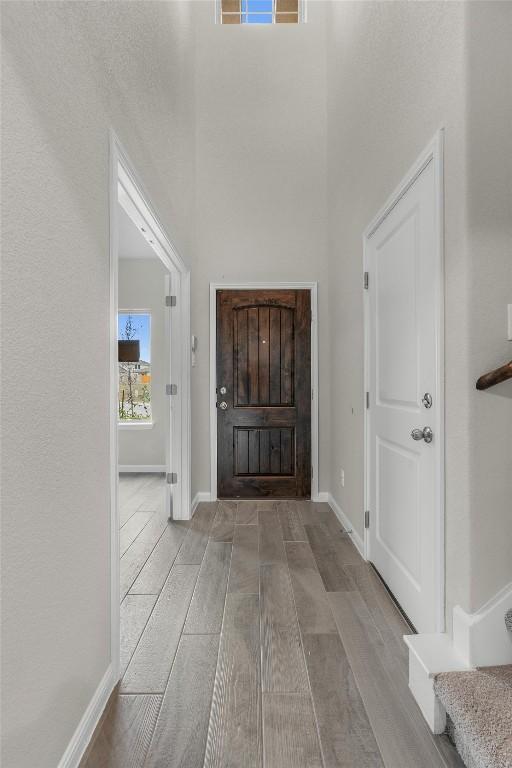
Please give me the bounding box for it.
[411,426,433,443]
[218,401,228,410]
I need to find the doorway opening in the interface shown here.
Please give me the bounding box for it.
[209,282,320,502]
[109,132,191,680]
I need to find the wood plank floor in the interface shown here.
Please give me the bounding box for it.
[81,476,464,768]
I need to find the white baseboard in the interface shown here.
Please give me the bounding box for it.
[314,491,329,502]
[192,491,213,515]
[453,581,512,667]
[118,465,166,474]
[57,664,116,768]
[327,493,365,558]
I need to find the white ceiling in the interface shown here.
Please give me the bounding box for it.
[118,204,157,260]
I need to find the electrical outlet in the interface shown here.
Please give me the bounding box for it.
[340,468,345,487]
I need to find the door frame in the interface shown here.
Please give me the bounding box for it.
[363,130,445,632]
[109,130,192,680]
[209,282,320,501]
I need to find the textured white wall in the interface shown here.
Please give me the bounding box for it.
[2,4,511,766]
[1,3,194,767]
[464,1,512,611]
[191,1,329,497]
[325,0,512,617]
[118,258,169,468]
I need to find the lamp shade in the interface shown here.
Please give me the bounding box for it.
[118,340,140,363]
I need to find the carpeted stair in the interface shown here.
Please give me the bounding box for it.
[434,612,512,768]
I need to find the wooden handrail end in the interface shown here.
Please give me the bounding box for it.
[476,360,512,391]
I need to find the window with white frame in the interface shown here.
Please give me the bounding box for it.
[118,312,152,423]
[218,0,303,25]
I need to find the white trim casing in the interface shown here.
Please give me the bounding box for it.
[110,128,192,671]
[115,140,191,521]
[168,269,192,521]
[363,130,445,633]
[209,282,320,502]
[93,130,192,768]
[118,465,167,474]
[109,134,121,689]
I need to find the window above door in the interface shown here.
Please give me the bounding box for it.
[218,0,303,25]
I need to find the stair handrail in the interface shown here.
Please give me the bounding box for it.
[476,360,512,390]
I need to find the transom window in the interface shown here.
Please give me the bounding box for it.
[219,0,302,25]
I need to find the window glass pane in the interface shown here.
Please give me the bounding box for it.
[118,313,152,422]
[246,12,272,23]
[246,0,272,12]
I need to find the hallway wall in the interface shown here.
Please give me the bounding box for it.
[325,0,512,619]
[191,1,330,499]
[464,1,512,612]
[1,4,195,767]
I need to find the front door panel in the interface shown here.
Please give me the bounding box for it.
[217,290,311,499]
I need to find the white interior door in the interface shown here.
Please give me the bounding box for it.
[366,152,443,633]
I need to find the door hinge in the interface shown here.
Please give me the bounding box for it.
[166,384,178,396]
[366,391,370,409]
[165,295,177,307]
[167,472,178,485]
[364,272,369,290]
[364,509,370,529]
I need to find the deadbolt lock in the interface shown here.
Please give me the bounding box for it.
[219,386,227,395]
[422,392,433,409]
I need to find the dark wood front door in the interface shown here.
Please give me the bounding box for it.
[216,289,311,499]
